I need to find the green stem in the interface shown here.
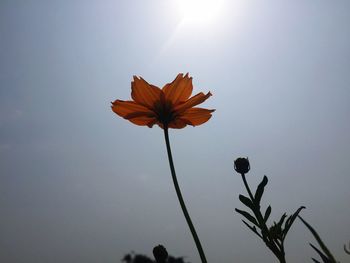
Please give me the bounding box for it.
[163,127,207,263]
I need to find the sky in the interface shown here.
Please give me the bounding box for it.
[1,0,350,262]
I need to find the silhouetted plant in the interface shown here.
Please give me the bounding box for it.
[298,215,339,263]
[234,157,305,263]
[122,253,154,263]
[122,245,190,263]
[121,252,189,263]
[153,245,168,263]
[112,74,347,263]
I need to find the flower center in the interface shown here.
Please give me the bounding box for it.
[153,100,175,125]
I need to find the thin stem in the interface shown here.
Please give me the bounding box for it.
[241,173,254,201]
[279,248,286,263]
[163,127,207,263]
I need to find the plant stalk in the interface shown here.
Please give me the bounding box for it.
[163,127,207,263]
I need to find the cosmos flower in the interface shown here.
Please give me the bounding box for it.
[111,73,215,129]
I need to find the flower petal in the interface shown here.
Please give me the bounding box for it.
[111,100,158,127]
[173,92,212,113]
[179,108,215,126]
[162,73,193,104]
[168,118,188,129]
[111,100,154,118]
[131,76,162,109]
[128,116,158,127]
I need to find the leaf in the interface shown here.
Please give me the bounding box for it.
[241,219,256,232]
[312,258,322,263]
[241,220,263,238]
[277,213,287,229]
[264,205,271,223]
[235,208,259,227]
[254,175,268,205]
[298,215,337,263]
[310,243,333,263]
[239,194,254,210]
[282,206,305,240]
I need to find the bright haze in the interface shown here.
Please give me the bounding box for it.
[1,1,349,262]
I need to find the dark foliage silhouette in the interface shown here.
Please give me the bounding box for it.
[298,215,338,263]
[153,245,168,263]
[122,245,189,263]
[122,253,189,263]
[234,157,305,263]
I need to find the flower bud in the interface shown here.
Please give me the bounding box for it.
[234,157,250,174]
[153,244,168,263]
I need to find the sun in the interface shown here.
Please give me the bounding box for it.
[177,0,225,25]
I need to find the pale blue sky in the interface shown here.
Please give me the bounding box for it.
[1,1,350,262]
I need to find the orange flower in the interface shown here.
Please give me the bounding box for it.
[111,73,215,129]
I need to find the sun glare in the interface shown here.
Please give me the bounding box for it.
[177,0,224,25]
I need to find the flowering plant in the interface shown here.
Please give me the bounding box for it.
[112,74,347,263]
[112,73,214,263]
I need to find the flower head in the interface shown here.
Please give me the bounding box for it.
[234,157,250,174]
[111,73,215,129]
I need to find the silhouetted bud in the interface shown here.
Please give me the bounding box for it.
[153,244,168,263]
[234,157,250,174]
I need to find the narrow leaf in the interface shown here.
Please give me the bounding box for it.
[277,213,287,228]
[239,194,254,210]
[310,243,332,263]
[312,258,322,263]
[235,208,259,227]
[254,175,268,205]
[241,220,263,239]
[298,215,337,263]
[285,216,292,228]
[282,206,305,239]
[264,205,271,223]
